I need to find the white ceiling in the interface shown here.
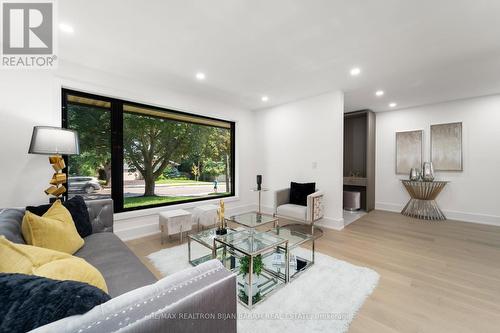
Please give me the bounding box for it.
[59,0,500,112]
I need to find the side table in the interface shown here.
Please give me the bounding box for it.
[401,180,448,220]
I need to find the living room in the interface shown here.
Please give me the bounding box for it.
[1,1,499,333]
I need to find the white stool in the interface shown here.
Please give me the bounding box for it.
[193,204,218,231]
[159,209,192,244]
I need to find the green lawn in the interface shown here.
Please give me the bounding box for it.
[155,179,212,186]
[124,195,197,208]
[124,193,231,208]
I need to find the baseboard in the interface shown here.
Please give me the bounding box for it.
[114,203,257,241]
[315,217,345,230]
[376,201,500,227]
[260,205,345,230]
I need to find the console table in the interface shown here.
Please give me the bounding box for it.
[401,180,448,220]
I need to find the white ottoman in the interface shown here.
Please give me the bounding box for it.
[159,209,192,244]
[193,204,218,231]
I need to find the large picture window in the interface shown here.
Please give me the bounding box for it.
[62,89,235,212]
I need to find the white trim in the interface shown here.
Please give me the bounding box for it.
[115,196,241,221]
[315,217,345,231]
[376,201,500,227]
[260,204,345,231]
[114,203,256,241]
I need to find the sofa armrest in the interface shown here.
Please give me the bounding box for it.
[274,188,290,214]
[85,199,114,233]
[31,260,237,333]
[306,191,324,222]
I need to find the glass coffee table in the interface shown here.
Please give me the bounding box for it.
[188,227,237,266]
[225,212,279,230]
[213,229,288,309]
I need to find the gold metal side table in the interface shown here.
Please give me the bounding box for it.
[401,180,448,220]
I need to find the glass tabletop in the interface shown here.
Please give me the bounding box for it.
[216,229,286,255]
[225,212,278,228]
[189,227,236,248]
[266,227,313,249]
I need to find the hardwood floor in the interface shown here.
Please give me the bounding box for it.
[125,210,500,332]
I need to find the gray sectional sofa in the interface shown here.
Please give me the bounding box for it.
[0,199,237,333]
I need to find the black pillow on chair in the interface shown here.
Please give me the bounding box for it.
[289,182,316,206]
[26,195,93,238]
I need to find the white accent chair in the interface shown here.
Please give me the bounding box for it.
[274,188,324,234]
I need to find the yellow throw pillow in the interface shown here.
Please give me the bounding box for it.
[22,200,84,254]
[0,236,108,293]
[34,257,108,293]
[0,236,69,273]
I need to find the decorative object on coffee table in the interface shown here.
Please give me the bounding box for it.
[401,180,448,220]
[422,162,435,181]
[216,200,227,235]
[28,126,80,200]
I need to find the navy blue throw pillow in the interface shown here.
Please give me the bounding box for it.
[0,273,110,332]
[289,182,316,206]
[26,195,93,238]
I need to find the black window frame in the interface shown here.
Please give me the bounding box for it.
[62,88,236,213]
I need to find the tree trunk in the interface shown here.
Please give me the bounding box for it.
[143,168,156,196]
[104,162,112,186]
[225,154,230,193]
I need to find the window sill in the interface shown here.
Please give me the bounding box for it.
[114,195,241,221]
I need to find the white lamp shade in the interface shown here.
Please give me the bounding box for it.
[28,126,80,155]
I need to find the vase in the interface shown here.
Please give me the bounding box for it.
[243,273,260,298]
[422,162,434,182]
[409,168,421,181]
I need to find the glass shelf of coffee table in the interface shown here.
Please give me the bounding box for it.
[263,227,315,282]
[225,212,279,230]
[188,227,237,266]
[213,229,288,309]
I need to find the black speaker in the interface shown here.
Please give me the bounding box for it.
[256,175,262,191]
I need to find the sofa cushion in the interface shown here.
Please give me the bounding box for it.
[0,208,25,244]
[277,203,307,221]
[0,273,110,333]
[27,196,93,238]
[22,201,84,254]
[289,182,316,206]
[0,236,108,292]
[75,232,157,297]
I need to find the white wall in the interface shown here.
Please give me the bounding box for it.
[0,61,257,238]
[254,91,345,229]
[376,94,500,226]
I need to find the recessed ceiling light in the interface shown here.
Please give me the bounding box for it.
[195,72,206,80]
[375,90,385,97]
[59,23,74,34]
[261,96,269,102]
[350,67,361,76]
[389,102,397,108]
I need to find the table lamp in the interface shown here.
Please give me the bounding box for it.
[28,126,80,200]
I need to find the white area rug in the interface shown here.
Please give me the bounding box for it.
[147,243,379,333]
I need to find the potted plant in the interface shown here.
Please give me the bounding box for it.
[239,255,263,299]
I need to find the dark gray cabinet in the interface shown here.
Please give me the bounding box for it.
[344,110,376,212]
